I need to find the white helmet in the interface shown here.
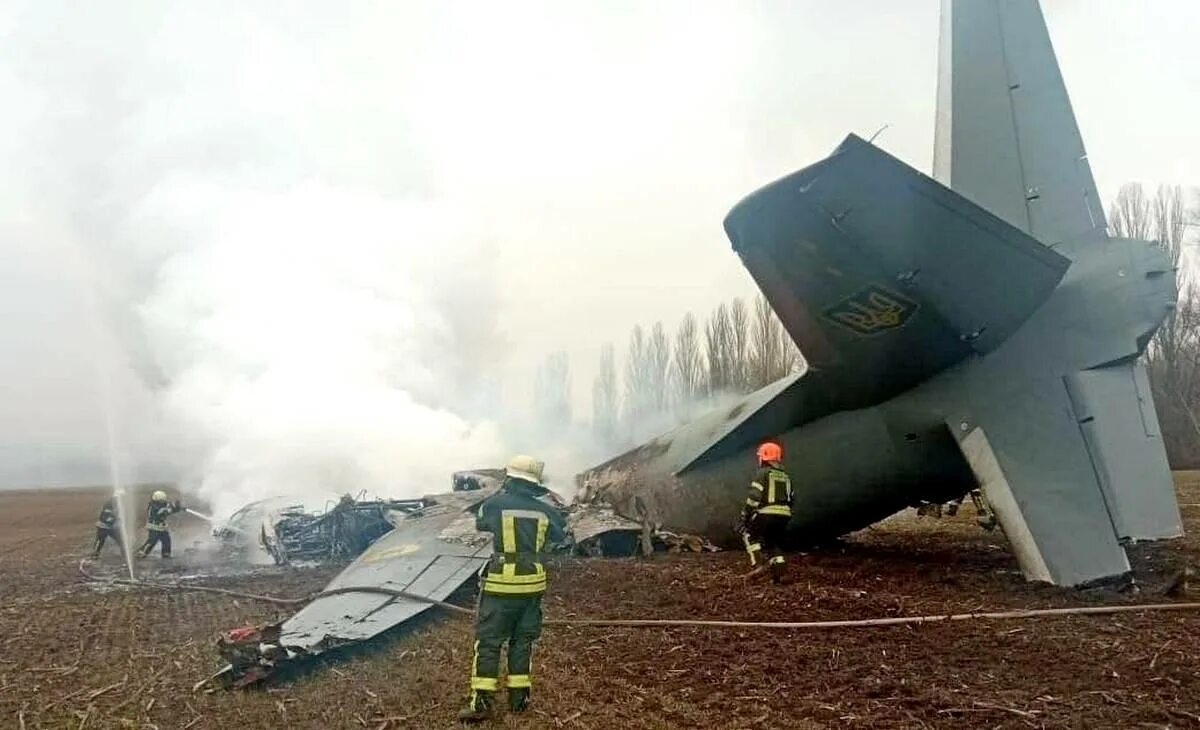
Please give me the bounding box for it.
[151,490,168,502]
[504,455,544,485]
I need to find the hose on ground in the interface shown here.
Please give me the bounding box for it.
[78,560,309,606]
[79,560,1200,629]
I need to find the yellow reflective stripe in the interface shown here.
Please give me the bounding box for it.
[483,581,546,595]
[743,533,760,566]
[745,498,759,507]
[470,635,498,690]
[486,568,545,584]
[767,477,776,505]
[535,517,548,551]
[469,640,499,692]
[750,482,763,492]
[507,674,531,688]
[501,514,517,553]
[757,505,791,517]
[769,555,786,565]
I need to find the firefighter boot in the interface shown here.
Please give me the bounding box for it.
[508,687,530,713]
[457,691,495,723]
[768,556,786,585]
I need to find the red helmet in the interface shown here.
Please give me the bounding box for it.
[757,441,783,464]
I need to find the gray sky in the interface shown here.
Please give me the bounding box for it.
[0,1,1196,490]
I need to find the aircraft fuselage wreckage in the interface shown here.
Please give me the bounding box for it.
[579,0,1183,588]
[213,0,1181,689]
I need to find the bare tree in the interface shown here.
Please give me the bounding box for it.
[592,344,619,448]
[729,297,751,392]
[705,303,734,395]
[748,294,787,388]
[648,322,671,414]
[1109,183,1152,240]
[534,351,571,433]
[623,325,651,430]
[670,313,704,413]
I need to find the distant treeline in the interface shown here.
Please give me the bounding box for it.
[533,294,802,454]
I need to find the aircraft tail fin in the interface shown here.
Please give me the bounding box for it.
[934,0,1107,249]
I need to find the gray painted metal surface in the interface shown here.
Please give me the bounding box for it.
[280,490,494,653]
[933,0,1107,248]
[273,488,656,658]
[1066,363,1183,542]
[578,0,1183,587]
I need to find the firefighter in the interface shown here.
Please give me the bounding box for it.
[741,441,793,584]
[90,498,123,559]
[138,490,183,558]
[458,455,567,723]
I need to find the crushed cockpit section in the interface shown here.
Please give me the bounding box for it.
[213,493,427,565]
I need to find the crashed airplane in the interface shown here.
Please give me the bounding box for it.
[211,0,1181,686]
[578,0,1184,588]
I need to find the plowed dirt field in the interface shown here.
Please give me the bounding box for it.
[2,479,1199,729]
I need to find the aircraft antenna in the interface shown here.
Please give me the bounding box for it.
[867,124,890,144]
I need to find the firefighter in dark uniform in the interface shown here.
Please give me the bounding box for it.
[742,441,793,584]
[90,498,123,559]
[138,490,183,558]
[459,455,567,722]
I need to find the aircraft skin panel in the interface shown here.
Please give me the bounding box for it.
[935,0,1106,248]
[724,134,1068,407]
[281,493,493,651]
[1066,362,1184,542]
[959,427,1052,583]
[949,378,1131,586]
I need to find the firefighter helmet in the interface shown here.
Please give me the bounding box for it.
[151,490,168,502]
[756,442,783,464]
[505,454,544,485]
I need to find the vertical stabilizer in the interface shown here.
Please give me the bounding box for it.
[934,0,1106,248]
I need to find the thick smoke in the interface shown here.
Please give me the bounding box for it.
[132,183,510,517]
[0,1,840,507]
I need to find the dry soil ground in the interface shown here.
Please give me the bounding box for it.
[2,481,1200,729]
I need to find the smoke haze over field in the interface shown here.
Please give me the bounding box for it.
[0,1,1197,510]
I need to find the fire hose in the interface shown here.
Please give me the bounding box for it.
[79,561,1200,629]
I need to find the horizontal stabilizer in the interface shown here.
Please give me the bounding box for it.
[1066,362,1183,542]
[949,378,1129,586]
[725,134,1070,410]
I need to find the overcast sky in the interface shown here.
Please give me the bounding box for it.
[0,1,1196,490]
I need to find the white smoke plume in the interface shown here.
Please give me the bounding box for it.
[131,183,510,518]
